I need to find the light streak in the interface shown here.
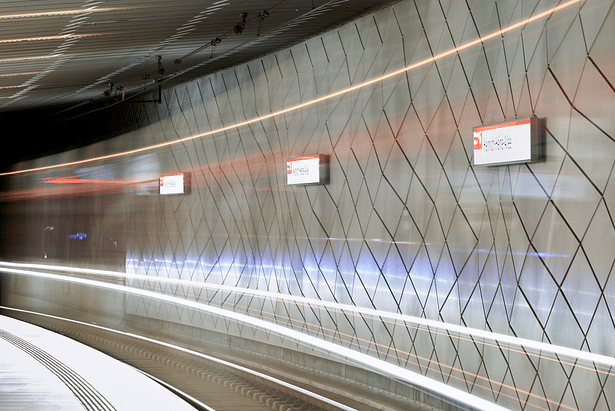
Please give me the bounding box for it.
[0,54,64,64]
[0,263,507,411]
[0,0,581,178]
[0,8,127,20]
[0,85,27,90]
[0,260,604,410]
[1,261,613,372]
[0,72,46,78]
[231,298,581,411]
[0,33,105,44]
[42,175,136,185]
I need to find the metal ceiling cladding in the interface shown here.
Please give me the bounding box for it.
[0,0,400,114]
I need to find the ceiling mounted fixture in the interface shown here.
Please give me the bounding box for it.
[103,83,114,97]
[234,12,248,34]
[156,55,165,76]
[0,0,403,130]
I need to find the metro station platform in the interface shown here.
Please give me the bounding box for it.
[0,315,200,411]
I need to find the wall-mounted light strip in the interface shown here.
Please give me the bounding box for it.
[0,264,507,411]
[0,0,581,177]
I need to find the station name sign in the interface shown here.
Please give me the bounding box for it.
[287,155,329,186]
[160,173,191,195]
[473,118,543,166]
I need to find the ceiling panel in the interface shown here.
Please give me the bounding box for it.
[0,0,400,166]
[0,0,400,113]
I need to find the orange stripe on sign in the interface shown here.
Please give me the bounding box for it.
[474,119,531,133]
[287,156,319,162]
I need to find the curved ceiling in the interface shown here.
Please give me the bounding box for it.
[0,0,400,166]
[0,0,399,114]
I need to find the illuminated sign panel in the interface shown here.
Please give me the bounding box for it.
[160,173,190,195]
[287,155,329,186]
[473,118,543,166]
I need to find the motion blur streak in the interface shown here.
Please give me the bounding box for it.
[0,263,506,411]
[0,175,146,201]
[1,261,612,373]
[0,0,581,177]
[0,72,46,78]
[42,176,137,185]
[239,297,615,381]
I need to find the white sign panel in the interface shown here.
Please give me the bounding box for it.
[160,173,185,195]
[287,155,329,186]
[473,118,541,166]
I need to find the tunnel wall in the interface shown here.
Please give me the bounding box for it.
[3,0,615,410]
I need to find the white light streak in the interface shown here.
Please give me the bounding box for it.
[0,0,581,177]
[0,263,506,411]
[0,72,46,78]
[0,54,64,64]
[1,261,613,371]
[0,8,127,20]
[0,33,105,44]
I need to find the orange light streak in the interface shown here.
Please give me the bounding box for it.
[0,85,26,90]
[0,0,581,178]
[42,175,135,185]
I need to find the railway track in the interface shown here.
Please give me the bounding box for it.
[3,309,355,411]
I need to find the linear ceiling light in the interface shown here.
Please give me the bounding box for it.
[0,54,64,64]
[0,33,104,44]
[0,72,46,77]
[0,8,127,20]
